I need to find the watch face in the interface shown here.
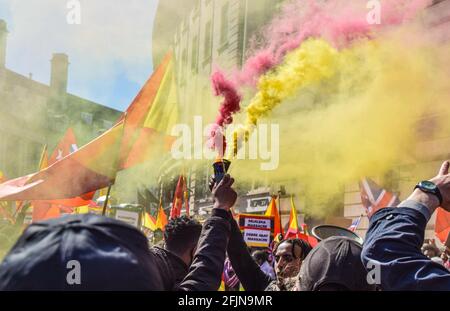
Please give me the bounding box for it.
[420,181,436,191]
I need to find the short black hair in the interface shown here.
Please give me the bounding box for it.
[164,216,202,256]
[275,238,312,260]
[252,250,268,263]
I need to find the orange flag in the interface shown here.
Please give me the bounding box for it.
[156,201,168,232]
[265,196,283,237]
[435,208,450,244]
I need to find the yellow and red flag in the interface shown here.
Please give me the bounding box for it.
[156,201,168,232]
[265,196,283,238]
[284,195,318,246]
[120,53,179,168]
[284,195,300,239]
[143,212,158,231]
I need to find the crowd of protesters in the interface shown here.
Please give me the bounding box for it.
[0,161,450,290]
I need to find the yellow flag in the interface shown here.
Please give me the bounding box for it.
[143,212,158,231]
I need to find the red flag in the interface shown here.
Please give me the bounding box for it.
[32,130,93,221]
[47,129,94,207]
[49,128,78,164]
[170,175,188,219]
[435,208,450,244]
[0,122,123,201]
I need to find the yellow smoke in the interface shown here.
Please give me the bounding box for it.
[232,26,450,217]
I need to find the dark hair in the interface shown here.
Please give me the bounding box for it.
[275,238,312,260]
[252,250,268,263]
[164,216,202,256]
[422,243,440,256]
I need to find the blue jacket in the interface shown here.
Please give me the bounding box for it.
[361,201,450,290]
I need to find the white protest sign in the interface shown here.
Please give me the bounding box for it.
[115,210,139,228]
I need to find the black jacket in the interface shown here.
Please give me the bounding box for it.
[151,247,189,290]
[177,208,232,291]
[226,212,273,291]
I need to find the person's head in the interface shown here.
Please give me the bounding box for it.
[274,238,312,279]
[422,243,440,259]
[163,216,202,266]
[0,214,164,290]
[252,250,268,266]
[296,236,376,291]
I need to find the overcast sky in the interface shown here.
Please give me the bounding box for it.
[0,0,159,111]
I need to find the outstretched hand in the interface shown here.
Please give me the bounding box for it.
[429,161,450,212]
[211,174,237,211]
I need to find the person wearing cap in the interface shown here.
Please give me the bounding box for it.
[0,174,238,291]
[0,214,166,290]
[295,236,376,291]
[362,161,450,290]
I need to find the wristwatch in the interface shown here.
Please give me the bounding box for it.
[414,181,443,206]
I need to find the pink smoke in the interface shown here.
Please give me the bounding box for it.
[211,71,242,127]
[209,71,242,154]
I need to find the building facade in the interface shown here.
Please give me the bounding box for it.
[0,20,121,179]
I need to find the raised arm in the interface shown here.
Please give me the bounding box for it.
[178,174,237,291]
[362,161,450,290]
[226,214,272,291]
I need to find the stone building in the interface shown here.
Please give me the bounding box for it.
[0,19,121,179]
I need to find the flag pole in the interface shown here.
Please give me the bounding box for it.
[101,110,127,217]
[102,183,112,216]
[277,190,283,239]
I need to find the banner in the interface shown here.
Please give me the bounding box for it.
[238,214,274,248]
